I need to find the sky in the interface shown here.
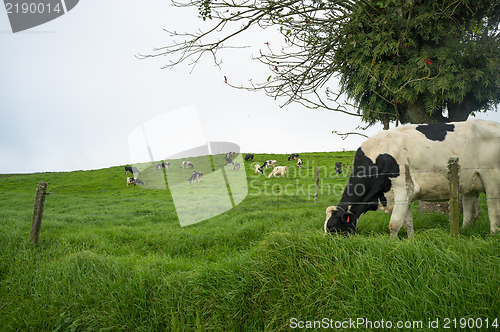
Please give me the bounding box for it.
[1,1,499,174]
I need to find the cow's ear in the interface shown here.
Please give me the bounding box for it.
[341,212,354,224]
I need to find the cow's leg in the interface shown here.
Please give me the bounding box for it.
[402,208,414,239]
[462,194,481,228]
[482,172,500,233]
[389,203,411,239]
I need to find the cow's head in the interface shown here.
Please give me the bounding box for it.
[324,206,357,235]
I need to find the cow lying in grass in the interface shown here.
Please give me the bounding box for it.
[324,120,500,238]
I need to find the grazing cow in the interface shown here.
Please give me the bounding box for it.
[297,158,303,168]
[233,162,240,171]
[156,162,170,171]
[127,177,145,187]
[188,171,203,184]
[245,154,254,161]
[125,166,141,176]
[324,120,500,238]
[254,164,264,174]
[225,157,234,165]
[182,161,194,169]
[262,160,277,168]
[225,152,236,159]
[268,166,287,178]
[288,153,300,161]
[335,162,343,175]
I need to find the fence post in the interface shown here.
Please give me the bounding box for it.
[30,181,48,243]
[314,165,320,204]
[448,158,460,237]
[276,185,280,211]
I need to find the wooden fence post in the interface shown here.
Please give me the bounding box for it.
[448,158,460,237]
[314,165,320,204]
[30,181,48,244]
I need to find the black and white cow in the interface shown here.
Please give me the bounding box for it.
[254,164,264,174]
[182,161,194,169]
[233,162,240,171]
[156,162,170,171]
[188,171,203,184]
[335,162,343,175]
[225,157,234,165]
[324,120,500,238]
[127,177,145,187]
[288,153,299,161]
[125,166,141,176]
[297,158,303,168]
[262,160,277,168]
[245,154,254,161]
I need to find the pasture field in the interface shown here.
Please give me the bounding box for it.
[0,151,498,331]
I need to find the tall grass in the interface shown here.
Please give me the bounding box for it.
[0,152,498,331]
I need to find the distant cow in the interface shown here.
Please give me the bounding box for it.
[125,166,141,176]
[245,154,254,161]
[225,157,234,165]
[335,162,343,174]
[225,152,236,159]
[324,120,500,238]
[182,161,194,169]
[127,177,145,187]
[262,160,277,168]
[269,166,287,178]
[297,158,303,168]
[188,171,203,184]
[233,162,240,171]
[254,164,264,174]
[288,153,299,161]
[156,162,170,171]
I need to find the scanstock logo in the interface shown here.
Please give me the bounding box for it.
[4,0,79,33]
[127,106,249,227]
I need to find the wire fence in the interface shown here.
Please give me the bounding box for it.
[3,164,499,220]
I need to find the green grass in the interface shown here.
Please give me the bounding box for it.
[0,151,498,331]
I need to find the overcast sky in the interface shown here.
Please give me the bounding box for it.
[1,1,499,174]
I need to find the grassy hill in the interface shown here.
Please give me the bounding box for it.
[0,151,498,331]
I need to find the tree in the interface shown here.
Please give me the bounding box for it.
[140,0,500,127]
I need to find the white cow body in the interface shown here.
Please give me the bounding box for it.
[269,166,288,178]
[325,119,500,237]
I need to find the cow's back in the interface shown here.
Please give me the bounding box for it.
[360,119,500,200]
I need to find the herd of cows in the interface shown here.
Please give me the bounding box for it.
[124,152,332,186]
[124,119,499,238]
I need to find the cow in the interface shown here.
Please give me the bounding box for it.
[324,120,500,238]
[254,164,264,174]
[156,162,170,171]
[226,152,236,159]
[225,157,234,165]
[245,154,254,161]
[127,177,145,187]
[125,166,141,176]
[288,153,299,161]
[262,160,277,168]
[269,166,287,178]
[188,171,203,184]
[182,161,194,169]
[335,162,343,175]
[233,162,240,171]
[297,158,303,168]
